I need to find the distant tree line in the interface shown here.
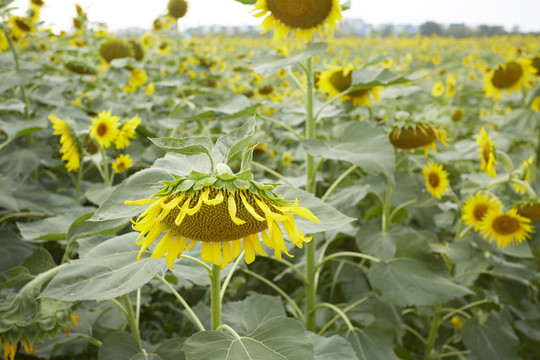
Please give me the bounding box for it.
[418,21,520,37]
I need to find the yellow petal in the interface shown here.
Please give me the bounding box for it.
[240,192,265,221]
[221,241,233,269]
[201,241,213,263]
[185,240,197,251]
[151,230,174,258]
[203,189,224,205]
[261,230,274,249]
[136,223,166,260]
[228,194,246,225]
[255,197,287,222]
[231,239,242,259]
[184,194,204,216]
[166,235,183,269]
[124,198,158,205]
[249,234,266,256]
[212,242,222,266]
[243,237,255,264]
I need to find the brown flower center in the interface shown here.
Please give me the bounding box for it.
[491,62,523,89]
[164,189,271,242]
[266,0,332,29]
[517,204,540,221]
[428,173,440,188]
[328,70,369,97]
[15,18,32,32]
[492,215,520,235]
[389,125,437,149]
[258,84,274,95]
[97,123,108,137]
[473,204,488,221]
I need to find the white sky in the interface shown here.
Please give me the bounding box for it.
[9,0,540,33]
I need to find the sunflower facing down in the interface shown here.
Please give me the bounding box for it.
[483,58,536,101]
[422,162,449,199]
[479,208,534,248]
[252,0,343,42]
[461,193,501,230]
[388,123,449,156]
[476,127,496,178]
[125,166,320,269]
[319,64,382,107]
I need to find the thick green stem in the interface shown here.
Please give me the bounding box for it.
[98,146,111,187]
[304,57,317,332]
[122,294,142,349]
[210,264,222,331]
[424,304,442,360]
[381,180,393,232]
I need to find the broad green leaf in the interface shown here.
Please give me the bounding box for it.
[274,186,355,234]
[67,212,129,242]
[347,325,399,360]
[183,317,313,360]
[356,226,397,261]
[302,122,395,181]
[40,233,168,301]
[0,229,36,272]
[252,42,328,77]
[308,333,357,360]
[207,94,251,115]
[149,136,213,156]
[17,212,88,241]
[0,118,45,148]
[21,247,57,275]
[152,338,186,360]
[213,117,255,164]
[368,258,473,306]
[98,332,140,360]
[222,294,286,335]
[462,311,519,360]
[91,168,174,221]
[514,319,540,342]
[350,68,426,90]
[152,153,212,175]
[0,266,32,289]
[0,99,26,113]
[0,70,34,93]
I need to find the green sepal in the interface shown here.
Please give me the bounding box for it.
[203,177,217,186]
[234,179,250,190]
[213,179,225,189]
[225,181,237,194]
[236,169,254,181]
[192,180,205,191]
[188,170,212,181]
[216,173,237,181]
[178,180,195,192]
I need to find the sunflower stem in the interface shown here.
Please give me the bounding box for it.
[123,294,142,350]
[424,303,443,360]
[98,145,112,187]
[311,302,355,332]
[381,179,393,232]
[256,113,304,141]
[321,165,357,202]
[318,296,371,335]
[210,264,222,331]
[220,251,244,301]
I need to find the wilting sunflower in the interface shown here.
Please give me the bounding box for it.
[515,198,540,221]
[388,123,449,156]
[252,0,343,42]
[476,127,496,178]
[461,193,501,230]
[8,16,35,40]
[89,110,120,148]
[479,208,534,248]
[512,156,534,195]
[115,115,141,149]
[125,166,320,269]
[112,154,133,173]
[483,58,536,101]
[422,162,449,199]
[99,38,132,63]
[48,114,81,172]
[318,64,381,107]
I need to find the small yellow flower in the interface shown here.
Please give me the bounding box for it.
[89,110,120,148]
[476,127,496,177]
[480,208,534,248]
[461,193,501,231]
[450,316,464,330]
[145,83,155,95]
[115,115,141,150]
[531,97,540,111]
[431,81,445,97]
[422,162,449,200]
[0,31,8,52]
[319,64,381,107]
[112,154,133,173]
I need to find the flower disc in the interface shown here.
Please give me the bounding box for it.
[266,0,332,29]
[491,62,523,89]
[517,203,540,221]
[389,125,437,149]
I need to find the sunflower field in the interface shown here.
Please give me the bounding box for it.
[2,0,540,359]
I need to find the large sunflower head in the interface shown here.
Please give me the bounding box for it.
[99,38,133,64]
[388,123,449,156]
[125,165,320,269]
[476,127,496,178]
[483,58,536,101]
[479,208,534,248]
[168,0,188,19]
[318,64,382,107]
[461,193,501,230]
[89,110,120,148]
[422,162,449,200]
[252,0,343,42]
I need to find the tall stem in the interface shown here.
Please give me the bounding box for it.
[210,264,222,331]
[99,146,111,187]
[304,57,317,332]
[381,180,393,232]
[424,303,442,360]
[123,294,142,350]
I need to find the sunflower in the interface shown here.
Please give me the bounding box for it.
[388,124,449,156]
[512,156,534,195]
[8,16,35,40]
[476,127,496,178]
[318,64,381,107]
[89,110,120,148]
[123,68,148,93]
[99,38,132,63]
[252,0,343,42]
[483,58,536,101]
[422,162,449,200]
[479,208,534,248]
[445,74,456,98]
[115,115,141,150]
[531,97,540,111]
[112,154,133,173]
[48,114,81,172]
[515,198,540,221]
[461,193,501,230]
[431,81,444,97]
[125,166,320,269]
[168,0,188,19]
[0,30,8,52]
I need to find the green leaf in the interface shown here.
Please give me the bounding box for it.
[213,117,255,164]
[0,70,34,93]
[0,99,26,113]
[302,122,395,181]
[17,212,88,241]
[98,332,140,360]
[149,136,213,157]
[347,324,399,360]
[152,338,186,360]
[274,186,355,234]
[207,94,251,115]
[222,294,286,335]
[183,317,313,360]
[67,212,129,243]
[252,42,328,77]
[462,311,519,360]
[0,266,32,289]
[350,69,426,90]
[21,247,57,275]
[40,233,168,301]
[233,0,256,4]
[308,332,357,360]
[91,168,174,221]
[0,229,36,272]
[356,226,396,261]
[368,258,473,306]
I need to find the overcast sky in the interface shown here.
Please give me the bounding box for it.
[9,0,540,33]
